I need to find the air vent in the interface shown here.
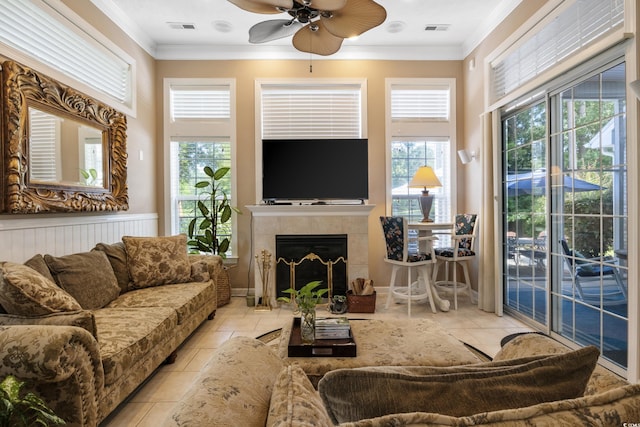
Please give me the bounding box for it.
[424,24,450,31]
[168,22,196,30]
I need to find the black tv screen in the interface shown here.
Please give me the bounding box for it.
[262,138,369,202]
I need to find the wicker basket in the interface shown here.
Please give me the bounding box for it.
[215,267,231,307]
[346,290,376,313]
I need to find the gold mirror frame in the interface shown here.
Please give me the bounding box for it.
[1,60,128,213]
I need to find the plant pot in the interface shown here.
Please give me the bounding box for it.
[246,289,255,307]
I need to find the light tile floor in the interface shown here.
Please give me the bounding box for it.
[100,292,533,426]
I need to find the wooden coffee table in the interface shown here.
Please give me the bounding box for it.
[278,317,483,387]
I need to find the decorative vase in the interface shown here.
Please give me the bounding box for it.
[300,308,316,344]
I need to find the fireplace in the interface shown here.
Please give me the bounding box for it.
[275,234,348,299]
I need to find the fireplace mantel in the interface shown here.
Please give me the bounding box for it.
[246,204,375,217]
[246,204,375,305]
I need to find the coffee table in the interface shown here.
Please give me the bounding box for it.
[278,318,484,386]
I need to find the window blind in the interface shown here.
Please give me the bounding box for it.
[391,88,450,120]
[170,86,231,120]
[491,0,624,102]
[261,85,362,139]
[0,0,132,104]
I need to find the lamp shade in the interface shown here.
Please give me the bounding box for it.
[409,166,442,189]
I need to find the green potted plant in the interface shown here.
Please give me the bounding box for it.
[277,281,328,344]
[0,375,65,427]
[187,166,240,258]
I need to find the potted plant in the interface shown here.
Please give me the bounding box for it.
[187,166,240,258]
[277,281,328,344]
[0,375,65,427]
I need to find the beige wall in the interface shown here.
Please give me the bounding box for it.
[156,60,464,290]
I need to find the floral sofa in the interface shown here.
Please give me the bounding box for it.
[0,234,222,427]
[163,330,640,426]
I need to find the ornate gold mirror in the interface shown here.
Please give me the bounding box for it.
[1,60,128,213]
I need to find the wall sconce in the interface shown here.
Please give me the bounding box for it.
[457,149,477,165]
[630,80,640,100]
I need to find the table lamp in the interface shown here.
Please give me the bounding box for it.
[409,166,442,222]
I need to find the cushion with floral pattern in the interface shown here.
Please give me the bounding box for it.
[123,235,191,289]
[0,262,82,315]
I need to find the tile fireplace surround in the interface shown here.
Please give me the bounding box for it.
[246,204,375,305]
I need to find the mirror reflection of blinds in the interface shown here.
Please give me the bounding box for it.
[491,0,624,102]
[0,0,131,104]
[170,87,231,120]
[29,109,59,182]
[261,85,362,139]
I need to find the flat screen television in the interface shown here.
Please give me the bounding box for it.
[262,138,369,202]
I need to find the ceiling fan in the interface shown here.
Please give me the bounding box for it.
[228,0,387,56]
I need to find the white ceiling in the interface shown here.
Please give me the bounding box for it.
[90,0,522,60]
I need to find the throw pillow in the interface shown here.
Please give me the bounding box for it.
[318,346,600,424]
[45,251,121,309]
[23,254,56,284]
[0,262,82,315]
[122,235,191,289]
[266,364,333,427]
[93,242,131,292]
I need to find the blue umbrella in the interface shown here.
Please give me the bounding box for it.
[506,170,602,196]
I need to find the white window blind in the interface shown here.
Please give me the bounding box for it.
[261,85,362,139]
[29,108,59,182]
[391,88,450,120]
[170,87,231,120]
[0,0,132,105]
[491,0,624,102]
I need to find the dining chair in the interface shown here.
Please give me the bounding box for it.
[432,213,478,310]
[379,216,438,316]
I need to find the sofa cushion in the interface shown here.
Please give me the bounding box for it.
[0,262,82,315]
[164,336,284,427]
[319,346,600,424]
[93,242,131,292]
[494,332,629,396]
[338,383,640,427]
[267,364,333,427]
[106,282,214,324]
[45,251,121,309]
[93,307,177,385]
[123,235,191,289]
[23,254,56,284]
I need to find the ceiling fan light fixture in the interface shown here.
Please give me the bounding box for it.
[228,0,386,55]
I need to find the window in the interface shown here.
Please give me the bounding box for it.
[256,79,366,202]
[0,0,135,113]
[502,58,628,373]
[165,80,236,257]
[386,80,456,224]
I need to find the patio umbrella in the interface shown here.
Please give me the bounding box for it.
[506,170,602,196]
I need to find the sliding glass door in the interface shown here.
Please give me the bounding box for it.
[502,58,628,371]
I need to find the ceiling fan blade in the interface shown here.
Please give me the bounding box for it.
[228,0,293,14]
[304,0,347,11]
[292,22,343,56]
[249,19,303,43]
[321,0,386,38]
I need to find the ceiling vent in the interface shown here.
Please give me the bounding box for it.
[424,24,450,31]
[168,22,196,30]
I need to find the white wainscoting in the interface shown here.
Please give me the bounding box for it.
[0,213,158,262]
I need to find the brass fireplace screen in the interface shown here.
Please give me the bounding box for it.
[276,252,347,299]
